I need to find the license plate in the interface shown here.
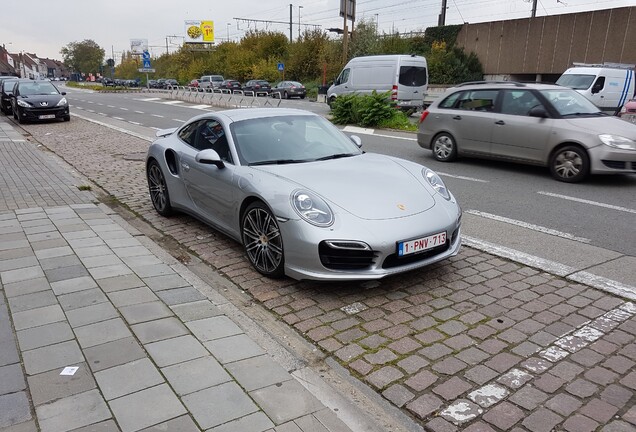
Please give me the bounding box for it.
[398,232,447,256]
[39,114,55,119]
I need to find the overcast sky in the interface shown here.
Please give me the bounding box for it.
[2,0,633,63]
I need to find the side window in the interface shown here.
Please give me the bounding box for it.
[337,68,350,86]
[591,76,605,94]
[457,90,498,112]
[500,90,542,116]
[177,121,202,147]
[196,120,232,163]
[398,66,427,87]
[438,91,463,109]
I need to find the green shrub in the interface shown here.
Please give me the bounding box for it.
[378,111,418,131]
[331,91,396,127]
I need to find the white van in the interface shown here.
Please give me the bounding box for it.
[556,63,635,113]
[327,55,428,112]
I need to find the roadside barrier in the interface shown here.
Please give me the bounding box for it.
[145,86,282,109]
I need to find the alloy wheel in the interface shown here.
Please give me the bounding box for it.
[147,162,171,215]
[242,205,284,276]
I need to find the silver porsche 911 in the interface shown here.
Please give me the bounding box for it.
[146,108,462,281]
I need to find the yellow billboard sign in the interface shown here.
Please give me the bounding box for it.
[184,20,215,44]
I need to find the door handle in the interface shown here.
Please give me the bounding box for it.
[495,120,505,125]
[181,162,190,171]
[452,115,462,120]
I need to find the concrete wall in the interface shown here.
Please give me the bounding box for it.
[455,6,636,76]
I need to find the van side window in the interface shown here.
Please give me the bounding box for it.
[457,90,498,112]
[399,66,427,87]
[439,92,463,109]
[336,69,350,85]
[591,76,605,94]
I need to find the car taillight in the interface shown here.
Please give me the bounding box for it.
[391,85,398,100]
[419,110,429,124]
[255,85,260,88]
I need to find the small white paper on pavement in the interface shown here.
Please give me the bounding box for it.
[60,367,79,376]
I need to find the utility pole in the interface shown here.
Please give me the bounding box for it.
[342,0,349,63]
[438,0,447,26]
[531,0,537,17]
[289,4,293,42]
[298,6,303,39]
[165,37,169,56]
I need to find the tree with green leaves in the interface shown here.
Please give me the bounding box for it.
[60,40,105,76]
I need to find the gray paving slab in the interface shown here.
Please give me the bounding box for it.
[97,274,145,293]
[108,287,158,307]
[94,358,164,401]
[74,318,132,349]
[0,392,32,428]
[186,316,243,342]
[293,415,330,432]
[113,246,152,258]
[104,238,143,249]
[22,340,85,375]
[88,264,134,280]
[34,246,74,260]
[68,237,107,249]
[156,286,207,306]
[62,230,97,241]
[0,256,38,272]
[0,337,20,367]
[251,380,324,425]
[68,419,120,432]
[27,362,97,406]
[81,254,125,269]
[138,415,200,432]
[31,239,69,252]
[204,334,266,364]
[3,277,51,298]
[209,411,274,432]
[51,276,99,296]
[119,301,173,325]
[312,409,350,432]
[120,255,162,268]
[66,302,119,327]
[8,290,58,313]
[145,335,209,367]
[44,265,90,283]
[23,224,58,236]
[1,265,45,285]
[161,356,232,396]
[16,213,46,222]
[131,317,189,344]
[225,355,293,392]
[58,288,109,312]
[12,304,66,331]
[170,301,223,322]
[0,363,26,394]
[0,247,34,261]
[58,224,92,234]
[27,231,63,242]
[17,321,74,351]
[84,337,146,373]
[0,420,38,432]
[96,230,132,240]
[38,255,83,271]
[143,274,190,292]
[74,246,113,258]
[0,240,30,252]
[108,384,187,432]
[36,389,111,432]
[132,264,174,279]
[182,381,260,430]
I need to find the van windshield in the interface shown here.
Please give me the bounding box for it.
[556,74,595,90]
[399,66,427,87]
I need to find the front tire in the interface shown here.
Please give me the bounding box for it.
[241,201,284,278]
[549,145,589,183]
[284,91,289,99]
[432,132,457,162]
[147,160,174,216]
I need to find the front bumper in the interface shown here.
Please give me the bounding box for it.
[588,144,636,174]
[17,106,69,121]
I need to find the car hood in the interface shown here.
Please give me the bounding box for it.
[563,116,636,139]
[252,153,436,220]
[19,94,64,105]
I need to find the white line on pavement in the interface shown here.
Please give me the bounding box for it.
[70,112,152,142]
[343,126,375,134]
[138,98,161,101]
[150,127,161,131]
[134,111,144,114]
[151,114,164,118]
[98,113,107,116]
[172,119,185,122]
[120,107,129,111]
[86,109,95,113]
[465,210,591,243]
[189,104,211,109]
[163,101,183,105]
[537,191,636,214]
[113,117,125,120]
[128,121,142,125]
[107,105,115,108]
[438,172,489,183]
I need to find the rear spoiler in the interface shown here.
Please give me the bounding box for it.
[155,127,177,138]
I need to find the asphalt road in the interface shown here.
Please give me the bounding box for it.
[61,84,636,259]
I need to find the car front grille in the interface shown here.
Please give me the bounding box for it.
[602,160,636,171]
[319,241,377,270]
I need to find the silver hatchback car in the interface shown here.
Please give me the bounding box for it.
[417,82,636,182]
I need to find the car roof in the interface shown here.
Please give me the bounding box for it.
[448,81,565,92]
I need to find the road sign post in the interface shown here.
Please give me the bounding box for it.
[278,62,285,81]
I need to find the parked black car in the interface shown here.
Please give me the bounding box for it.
[148,80,158,88]
[11,80,70,123]
[271,81,306,99]
[164,79,179,88]
[156,78,167,89]
[219,80,242,91]
[243,80,271,95]
[102,77,115,87]
[0,78,20,115]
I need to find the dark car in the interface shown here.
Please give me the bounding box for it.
[219,80,242,91]
[0,78,20,115]
[102,77,115,87]
[11,80,70,123]
[156,78,167,89]
[164,79,179,88]
[148,80,158,88]
[271,81,306,99]
[243,80,271,95]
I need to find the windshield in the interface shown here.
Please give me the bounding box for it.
[541,89,602,116]
[19,82,60,95]
[230,115,362,165]
[556,74,595,90]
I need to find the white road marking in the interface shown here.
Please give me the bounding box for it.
[189,104,211,109]
[107,105,115,108]
[75,107,83,110]
[151,114,164,118]
[465,210,591,243]
[343,126,375,134]
[113,117,125,120]
[97,103,104,106]
[150,127,161,131]
[138,98,161,101]
[163,101,183,105]
[538,191,636,214]
[98,113,107,116]
[372,132,417,142]
[128,121,142,125]
[86,109,95,113]
[120,107,129,111]
[172,119,186,122]
[70,112,152,142]
[134,111,144,114]
[87,101,94,104]
[438,172,489,183]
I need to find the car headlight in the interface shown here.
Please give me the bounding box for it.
[16,100,31,108]
[423,168,451,200]
[599,134,636,151]
[57,97,68,106]
[291,190,334,227]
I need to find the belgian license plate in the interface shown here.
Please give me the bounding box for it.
[39,114,55,119]
[398,232,447,256]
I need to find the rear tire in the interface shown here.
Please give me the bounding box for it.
[328,96,336,108]
[431,132,457,162]
[147,160,174,216]
[63,115,70,122]
[549,145,589,183]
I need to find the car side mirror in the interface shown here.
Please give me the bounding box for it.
[61,92,66,96]
[195,149,225,168]
[350,135,362,147]
[528,106,548,118]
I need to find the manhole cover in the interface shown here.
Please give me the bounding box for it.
[123,152,146,161]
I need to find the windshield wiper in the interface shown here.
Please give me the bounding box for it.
[561,112,604,117]
[249,159,310,166]
[314,153,357,161]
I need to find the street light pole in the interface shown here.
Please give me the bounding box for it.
[298,6,303,39]
[227,23,231,41]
